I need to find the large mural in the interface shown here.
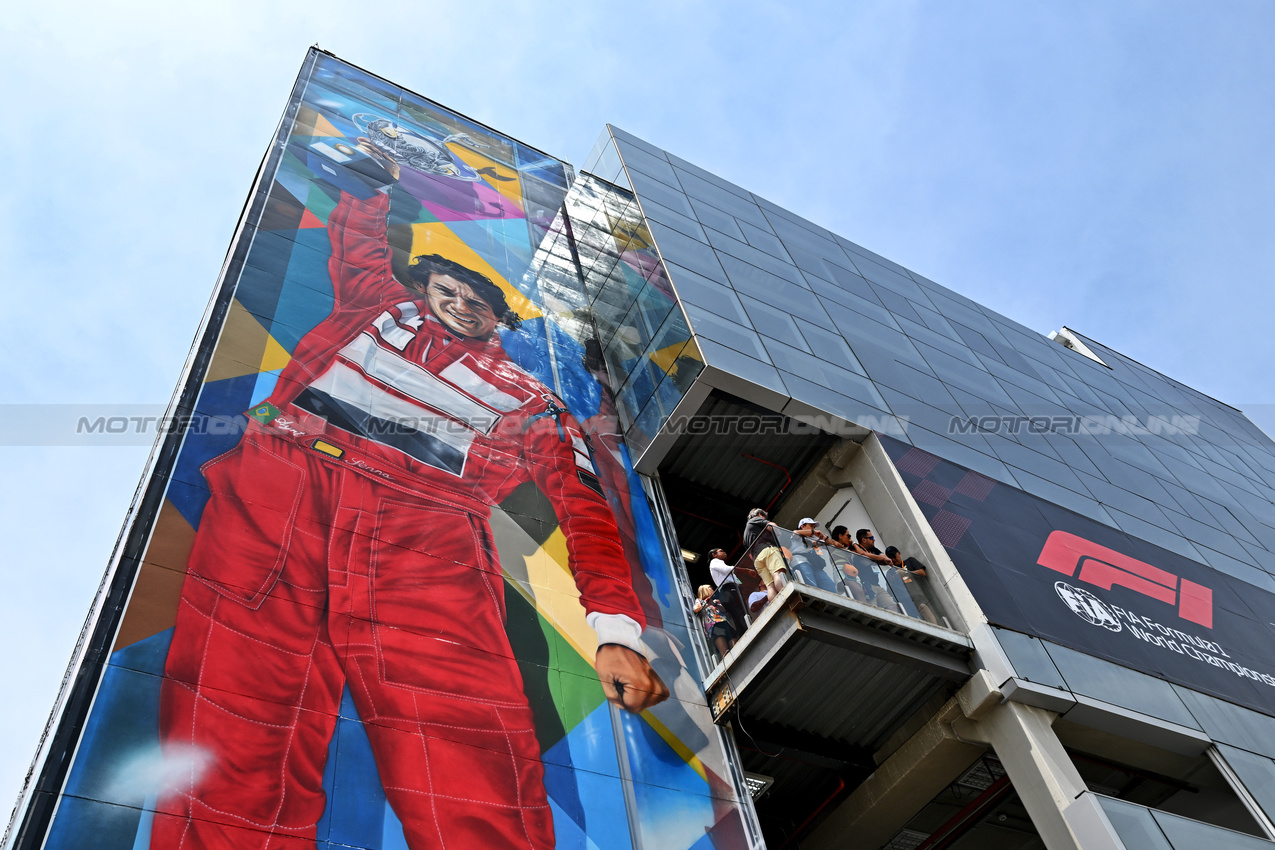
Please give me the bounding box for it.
[32,52,750,849]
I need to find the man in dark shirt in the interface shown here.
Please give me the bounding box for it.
[855,529,901,612]
[854,528,890,563]
[743,508,789,599]
[829,525,867,602]
[886,546,939,625]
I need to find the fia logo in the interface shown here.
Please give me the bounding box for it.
[1054,581,1122,632]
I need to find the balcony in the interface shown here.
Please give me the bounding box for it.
[699,529,972,729]
[686,528,973,841]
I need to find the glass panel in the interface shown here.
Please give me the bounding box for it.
[680,302,770,361]
[1173,687,1275,759]
[626,168,696,218]
[635,279,675,342]
[707,225,809,285]
[739,295,810,354]
[1045,643,1200,729]
[645,221,726,280]
[594,137,626,186]
[993,628,1068,689]
[767,214,843,258]
[1216,744,1275,825]
[1098,796,1174,850]
[674,169,771,227]
[1152,807,1275,849]
[688,197,745,240]
[717,254,824,315]
[738,219,790,260]
[796,321,866,375]
[662,262,748,323]
[669,152,755,200]
[615,350,660,422]
[638,197,707,242]
[609,124,669,158]
[582,129,610,174]
[614,139,679,187]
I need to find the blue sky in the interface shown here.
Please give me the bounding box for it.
[2,0,1273,816]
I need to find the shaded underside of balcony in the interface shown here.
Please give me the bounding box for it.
[705,582,974,843]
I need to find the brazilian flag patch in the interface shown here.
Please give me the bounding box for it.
[246,402,282,424]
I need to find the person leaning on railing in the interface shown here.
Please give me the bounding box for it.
[854,529,901,612]
[743,508,789,601]
[886,546,940,625]
[789,518,839,592]
[829,525,868,602]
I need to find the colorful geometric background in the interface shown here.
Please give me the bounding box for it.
[41,54,747,849]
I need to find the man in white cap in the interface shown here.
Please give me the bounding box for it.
[789,518,838,592]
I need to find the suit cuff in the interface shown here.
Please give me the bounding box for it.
[587,613,645,656]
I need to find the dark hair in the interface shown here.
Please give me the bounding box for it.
[884,546,900,558]
[749,508,767,519]
[856,529,873,543]
[407,254,521,331]
[831,525,848,540]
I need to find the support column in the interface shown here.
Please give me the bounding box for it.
[951,674,1124,850]
[803,671,1126,850]
[802,697,985,849]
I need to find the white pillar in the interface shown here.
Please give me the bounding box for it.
[804,672,1127,850]
[952,675,1125,850]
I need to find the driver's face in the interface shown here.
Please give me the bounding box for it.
[425,274,499,339]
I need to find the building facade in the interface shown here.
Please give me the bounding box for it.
[8,49,1275,850]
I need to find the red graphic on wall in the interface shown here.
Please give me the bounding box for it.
[1037,530,1213,629]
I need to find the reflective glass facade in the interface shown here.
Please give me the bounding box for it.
[561,164,704,456]
[602,124,1275,587]
[588,123,1275,843]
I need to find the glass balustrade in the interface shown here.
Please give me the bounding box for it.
[693,522,950,662]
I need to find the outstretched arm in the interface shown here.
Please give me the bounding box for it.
[854,544,892,564]
[326,189,399,307]
[323,140,409,309]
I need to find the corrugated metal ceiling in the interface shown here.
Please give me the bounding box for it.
[658,391,839,561]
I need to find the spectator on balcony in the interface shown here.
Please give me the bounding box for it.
[748,590,770,617]
[742,507,771,547]
[743,508,789,600]
[856,529,901,612]
[694,584,737,659]
[829,525,867,602]
[854,529,890,564]
[790,518,839,592]
[887,546,939,625]
[708,547,748,635]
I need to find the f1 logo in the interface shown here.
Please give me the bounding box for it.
[1037,531,1213,629]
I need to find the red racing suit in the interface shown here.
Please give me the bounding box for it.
[152,189,646,849]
